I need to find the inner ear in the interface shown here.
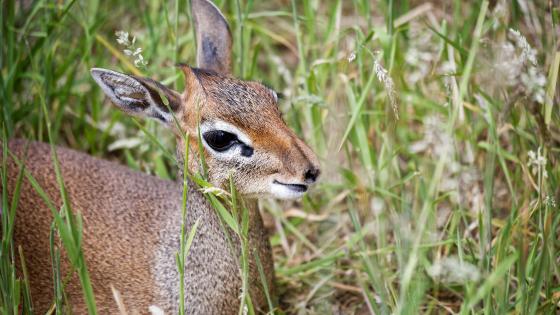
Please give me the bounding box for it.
[91,68,182,125]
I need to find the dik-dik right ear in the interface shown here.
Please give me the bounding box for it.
[191,0,233,74]
[91,68,182,125]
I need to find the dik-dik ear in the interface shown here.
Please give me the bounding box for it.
[91,68,182,125]
[191,0,232,74]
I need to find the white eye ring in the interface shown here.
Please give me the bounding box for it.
[200,121,252,146]
[199,120,253,159]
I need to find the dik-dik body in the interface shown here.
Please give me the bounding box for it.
[3,0,319,313]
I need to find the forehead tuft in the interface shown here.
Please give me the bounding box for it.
[192,68,282,128]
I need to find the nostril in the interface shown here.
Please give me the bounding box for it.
[304,167,320,183]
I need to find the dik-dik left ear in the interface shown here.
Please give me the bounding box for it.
[191,0,232,74]
[91,68,182,125]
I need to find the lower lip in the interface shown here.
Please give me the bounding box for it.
[273,180,308,192]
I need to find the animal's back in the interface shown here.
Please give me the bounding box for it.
[3,139,182,313]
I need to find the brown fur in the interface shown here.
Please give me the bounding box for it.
[4,139,274,313]
[5,140,175,312]
[3,0,319,313]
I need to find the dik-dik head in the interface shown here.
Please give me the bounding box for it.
[91,0,319,199]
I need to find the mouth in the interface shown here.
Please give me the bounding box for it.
[271,180,309,199]
[273,180,308,193]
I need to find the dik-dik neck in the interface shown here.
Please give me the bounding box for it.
[153,177,274,313]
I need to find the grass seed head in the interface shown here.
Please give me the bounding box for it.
[373,58,399,119]
[427,256,481,285]
[115,30,148,68]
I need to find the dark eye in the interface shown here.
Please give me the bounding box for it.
[203,130,239,152]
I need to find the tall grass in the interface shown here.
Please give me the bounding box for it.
[2,0,559,314]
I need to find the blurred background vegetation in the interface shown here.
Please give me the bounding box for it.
[1,0,560,313]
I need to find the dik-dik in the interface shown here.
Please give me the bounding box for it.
[3,0,320,313]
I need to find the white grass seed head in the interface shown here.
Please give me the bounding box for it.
[115,30,148,68]
[427,256,481,285]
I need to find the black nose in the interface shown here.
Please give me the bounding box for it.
[304,167,320,183]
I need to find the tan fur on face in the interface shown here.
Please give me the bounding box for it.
[175,67,319,196]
